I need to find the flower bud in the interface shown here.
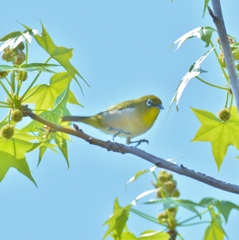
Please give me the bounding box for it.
[172,189,180,198]
[219,53,226,68]
[12,51,25,65]
[0,71,8,79]
[1,50,12,62]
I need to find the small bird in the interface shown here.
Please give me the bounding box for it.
[62,95,163,146]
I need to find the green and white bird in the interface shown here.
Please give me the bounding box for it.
[62,95,163,145]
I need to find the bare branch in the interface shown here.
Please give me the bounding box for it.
[22,106,239,195]
[209,1,239,111]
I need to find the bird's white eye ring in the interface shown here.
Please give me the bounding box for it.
[146,99,153,106]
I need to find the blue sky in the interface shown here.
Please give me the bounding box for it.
[1,1,239,239]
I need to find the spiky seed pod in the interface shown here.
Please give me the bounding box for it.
[0,124,14,140]
[218,108,231,122]
[11,109,23,122]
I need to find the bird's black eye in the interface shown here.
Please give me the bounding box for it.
[146,99,153,106]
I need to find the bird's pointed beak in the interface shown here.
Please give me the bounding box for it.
[154,104,164,109]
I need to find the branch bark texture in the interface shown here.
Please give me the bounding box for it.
[209,0,239,111]
[23,108,239,195]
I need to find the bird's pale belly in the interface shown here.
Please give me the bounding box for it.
[100,108,152,138]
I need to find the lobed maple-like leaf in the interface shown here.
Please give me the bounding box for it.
[191,106,239,170]
[0,135,39,186]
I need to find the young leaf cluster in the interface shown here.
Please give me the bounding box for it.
[170,24,239,169]
[0,23,86,185]
[103,168,239,240]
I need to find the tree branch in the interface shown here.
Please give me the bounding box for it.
[208,1,239,111]
[22,107,239,195]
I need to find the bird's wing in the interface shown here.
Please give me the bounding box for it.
[104,100,136,112]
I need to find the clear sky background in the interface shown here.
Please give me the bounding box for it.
[1,1,239,239]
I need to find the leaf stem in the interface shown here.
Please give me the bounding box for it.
[4,76,12,87]
[177,208,208,226]
[11,71,15,93]
[210,40,229,82]
[16,77,22,96]
[21,56,51,101]
[0,101,11,105]
[0,105,11,108]
[0,80,13,100]
[196,76,228,90]
[130,207,161,225]
[25,42,28,64]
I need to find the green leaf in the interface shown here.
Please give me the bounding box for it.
[126,169,149,185]
[37,140,58,167]
[68,90,83,106]
[0,137,39,186]
[0,63,58,73]
[169,49,213,111]
[103,198,131,240]
[53,132,70,168]
[191,106,239,170]
[200,197,239,223]
[121,231,137,240]
[138,230,169,240]
[203,0,210,17]
[14,129,38,141]
[0,29,40,51]
[203,208,226,240]
[38,145,47,167]
[23,72,72,111]
[173,26,215,50]
[145,198,202,218]
[22,86,71,167]
[126,166,157,189]
[23,22,88,88]
[215,201,239,223]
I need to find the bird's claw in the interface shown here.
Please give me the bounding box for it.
[127,138,149,147]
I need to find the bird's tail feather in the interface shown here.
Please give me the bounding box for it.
[62,116,89,122]
[61,115,103,129]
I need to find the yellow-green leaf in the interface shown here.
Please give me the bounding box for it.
[23,72,71,111]
[203,208,226,240]
[53,132,70,168]
[32,23,87,88]
[103,198,131,240]
[68,90,83,106]
[138,230,169,240]
[0,137,39,186]
[191,106,239,170]
[121,231,137,240]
